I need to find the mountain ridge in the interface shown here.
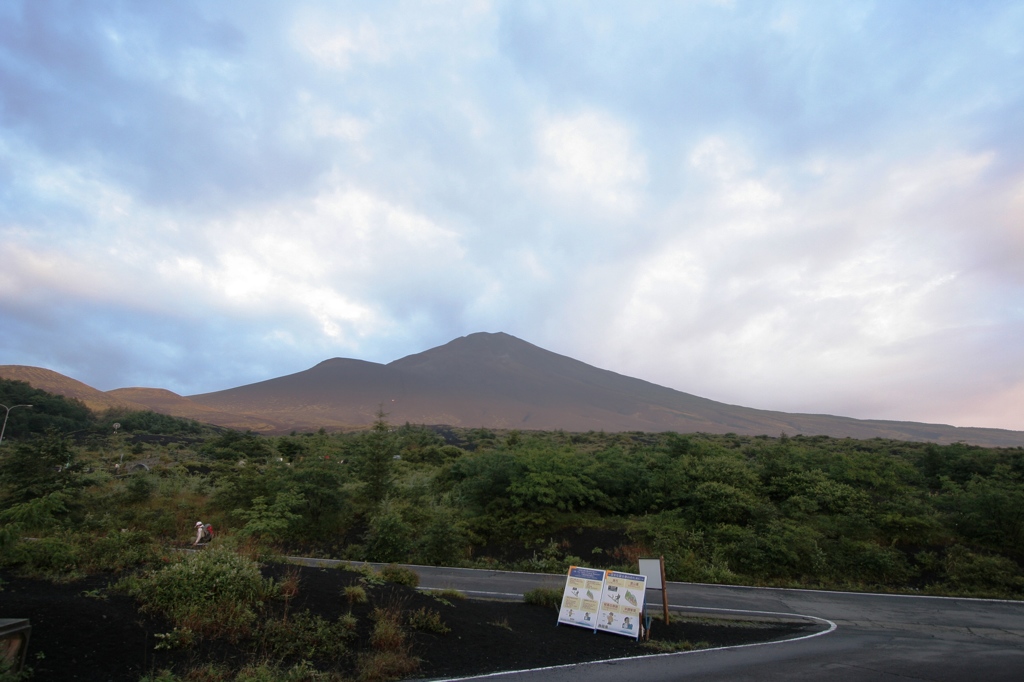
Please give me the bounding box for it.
[3,332,1023,446]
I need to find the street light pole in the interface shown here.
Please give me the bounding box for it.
[0,404,33,446]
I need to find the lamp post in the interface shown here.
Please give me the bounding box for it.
[0,404,33,446]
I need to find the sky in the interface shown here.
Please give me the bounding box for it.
[1,0,1023,431]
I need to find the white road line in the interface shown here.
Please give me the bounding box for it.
[424,603,837,682]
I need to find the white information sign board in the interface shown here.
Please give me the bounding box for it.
[596,570,646,639]
[638,558,663,589]
[558,566,605,631]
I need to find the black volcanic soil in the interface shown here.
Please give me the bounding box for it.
[0,565,818,681]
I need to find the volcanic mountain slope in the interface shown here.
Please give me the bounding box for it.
[6,332,1023,446]
[0,366,278,433]
[0,365,148,414]
[184,332,1024,446]
[106,387,287,433]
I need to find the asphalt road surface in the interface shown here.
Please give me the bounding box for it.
[288,559,1024,681]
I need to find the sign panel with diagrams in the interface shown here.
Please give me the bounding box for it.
[558,566,605,631]
[596,570,647,639]
[558,567,648,639]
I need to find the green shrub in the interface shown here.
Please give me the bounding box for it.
[258,610,356,659]
[120,547,275,640]
[407,607,450,634]
[0,493,69,531]
[79,530,163,573]
[355,649,419,682]
[343,584,368,609]
[379,564,419,588]
[345,563,384,586]
[253,661,346,682]
[2,526,158,580]
[5,535,79,578]
[427,588,465,602]
[943,545,1024,594]
[363,505,411,563]
[523,587,562,610]
[234,490,304,541]
[369,606,406,651]
[360,604,418,681]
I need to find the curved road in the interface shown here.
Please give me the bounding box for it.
[413,565,1024,681]
[289,559,1024,680]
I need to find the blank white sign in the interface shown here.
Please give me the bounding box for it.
[638,558,662,589]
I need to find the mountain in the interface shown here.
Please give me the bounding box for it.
[185,332,1023,446]
[106,387,288,433]
[0,366,277,432]
[5,332,1024,446]
[0,365,149,414]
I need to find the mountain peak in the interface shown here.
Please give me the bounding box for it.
[6,337,1024,446]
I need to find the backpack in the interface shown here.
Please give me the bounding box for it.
[203,524,214,540]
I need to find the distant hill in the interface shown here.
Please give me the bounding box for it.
[188,332,1024,446]
[5,332,1024,446]
[0,365,149,414]
[106,387,287,433]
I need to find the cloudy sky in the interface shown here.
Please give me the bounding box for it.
[2,1,1022,431]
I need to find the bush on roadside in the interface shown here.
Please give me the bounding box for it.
[406,607,450,634]
[1,526,162,581]
[379,564,419,588]
[523,587,563,610]
[258,610,356,659]
[120,547,276,640]
[358,603,419,681]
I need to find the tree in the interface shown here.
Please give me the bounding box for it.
[0,428,81,505]
[235,489,305,541]
[0,379,93,437]
[416,501,468,566]
[363,497,411,562]
[355,409,397,506]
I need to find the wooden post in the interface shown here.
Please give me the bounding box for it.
[660,555,669,625]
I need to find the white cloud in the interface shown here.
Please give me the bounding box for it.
[583,138,1024,427]
[290,1,493,71]
[293,15,387,71]
[531,110,648,214]
[2,1,1023,430]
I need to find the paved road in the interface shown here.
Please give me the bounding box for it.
[289,559,1024,681]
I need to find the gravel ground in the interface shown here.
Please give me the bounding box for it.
[0,565,818,681]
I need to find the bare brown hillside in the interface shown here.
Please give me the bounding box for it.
[187,332,1024,446]
[0,365,147,414]
[106,387,286,432]
[6,333,1024,446]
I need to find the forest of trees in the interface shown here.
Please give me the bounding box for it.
[2,378,1023,598]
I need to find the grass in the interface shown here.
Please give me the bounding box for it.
[421,587,465,606]
[379,564,419,588]
[431,587,466,600]
[487,616,513,631]
[407,607,450,634]
[140,661,347,681]
[641,639,711,653]
[369,605,406,651]
[343,584,369,610]
[355,649,420,682]
[1,528,163,581]
[523,587,563,610]
[119,547,276,640]
[359,601,420,681]
[258,610,356,659]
